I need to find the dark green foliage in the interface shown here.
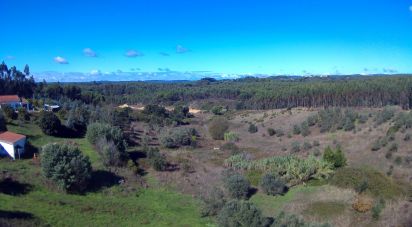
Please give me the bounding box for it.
[292,124,301,135]
[146,147,167,171]
[388,143,398,152]
[208,117,229,140]
[291,141,300,153]
[322,146,346,168]
[275,128,284,137]
[96,137,129,167]
[356,179,369,193]
[224,132,239,142]
[372,198,386,220]
[267,128,276,136]
[248,124,258,133]
[306,115,318,126]
[313,140,320,147]
[160,127,197,148]
[0,62,36,98]
[221,142,240,155]
[86,123,126,152]
[394,156,402,165]
[201,187,226,217]
[260,174,287,196]
[217,200,266,227]
[273,211,330,227]
[2,105,17,120]
[0,111,6,131]
[211,106,226,115]
[223,174,251,199]
[358,114,368,124]
[38,111,62,136]
[41,143,92,193]
[17,108,30,122]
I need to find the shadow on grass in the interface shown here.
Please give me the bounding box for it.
[0,210,44,227]
[87,170,123,192]
[0,178,32,196]
[0,210,34,219]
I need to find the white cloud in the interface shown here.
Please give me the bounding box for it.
[176,45,189,54]
[125,50,144,57]
[409,5,412,12]
[54,56,68,64]
[5,56,15,60]
[83,48,97,57]
[90,69,101,76]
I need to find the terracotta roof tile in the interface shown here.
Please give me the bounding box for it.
[0,131,26,144]
[0,95,20,103]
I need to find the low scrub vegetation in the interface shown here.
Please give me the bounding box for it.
[322,146,346,168]
[208,117,229,140]
[223,173,251,199]
[260,174,288,196]
[225,154,333,186]
[160,127,197,148]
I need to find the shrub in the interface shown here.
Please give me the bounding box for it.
[272,211,327,227]
[323,146,346,168]
[352,195,373,213]
[17,108,30,122]
[146,147,167,171]
[1,105,17,120]
[86,123,126,152]
[388,143,398,152]
[96,137,128,167]
[38,111,62,136]
[375,106,395,125]
[372,198,385,220]
[41,143,92,192]
[291,141,301,153]
[303,141,312,151]
[211,106,226,115]
[248,124,258,133]
[404,133,411,141]
[221,142,240,154]
[217,200,266,227]
[293,124,301,135]
[394,156,402,165]
[371,140,382,151]
[223,174,250,199]
[276,128,284,137]
[267,128,276,136]
[307,115,318,126]
[0,111,6,131]
[160,127,197,148]
[301,121,310,136]
[260,174,287,196]
[313,140,320,147]
[330,167,405,199]
[201,187,226,217]
[224,131,239,142]
[208,117,229,140]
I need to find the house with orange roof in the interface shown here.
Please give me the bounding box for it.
[0,131,26,159]
[0,95,29,110]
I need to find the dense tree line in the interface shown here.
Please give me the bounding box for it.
[73,75,412,110]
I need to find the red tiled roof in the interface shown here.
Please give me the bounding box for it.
[0,95,20,103]
[0,131,26,144]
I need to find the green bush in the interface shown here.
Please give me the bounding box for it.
[375,106,395,125]
[260,174,287,196]
[267,128,276,136]
[303,141,312,151]
[146,147,167,171]
[217,200,267,227]
[160,127,197,148]
[291,141,301,153]
[276,128,284,137]
[404,133,411,141]
[38,111,62,136]
[248,124,258,133]
[1,105,17,120]
[0,111,6,131]
[221,142,240,154]
[372,198,386,220]
[301,121,310,136]
[313,140,320,147]
[208,117,229,140]
[86,122,126,152]
[293,124,301,135]
[17,107,30,122]
[224,131,239,142]
[41,143,92,193]
[211,106,226,115]
[223,174,250,199]
[330,167,405,199]
[96,137,129,167]
[323,146,346,168]
[201,187,226,217]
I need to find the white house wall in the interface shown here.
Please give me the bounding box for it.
[0,141,15,159]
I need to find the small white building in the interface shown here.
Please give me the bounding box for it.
[0,131,26,160]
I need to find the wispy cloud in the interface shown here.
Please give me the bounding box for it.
[158,67,172,72]
[130,68,141,71]
[409,5,412,12]
[176,45,190,54]
[382,68,398,74]
[54,56,69,64]
[125,50,144,57]
[159,52,170,56]
[4,56,15,60]
[83,48,97,57]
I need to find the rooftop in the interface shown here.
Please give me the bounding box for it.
[0,95,20,103]
[0,131,26,144]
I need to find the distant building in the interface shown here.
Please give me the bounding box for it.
[0,95,30,110]
[0,131,26,160]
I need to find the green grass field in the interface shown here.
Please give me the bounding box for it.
[0,121,212,226]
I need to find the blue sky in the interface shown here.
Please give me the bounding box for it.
[1,0,412,81]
